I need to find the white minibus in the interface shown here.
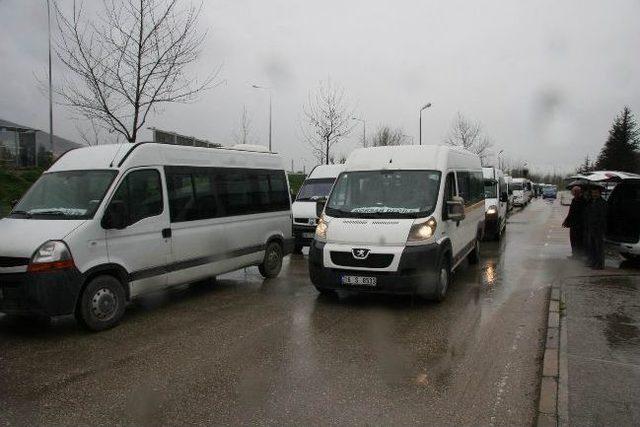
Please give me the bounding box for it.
[511,178,532,206]
[291,164,344,253]
[309,145,485,301]
[482,167,508,240]
[0,143,293,330]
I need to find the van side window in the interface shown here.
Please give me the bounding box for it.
[444,172,456,200]
[456,171,470,204]
[165,166,290,222]
[457,171,484,206]
[111,169,163,225]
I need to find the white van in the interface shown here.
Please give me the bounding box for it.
[309,145,485,301]
[0,143,293,330]
[503,175,515,211]
[482,167,508,240]
[511,178,532,206]
[291,164,344,252]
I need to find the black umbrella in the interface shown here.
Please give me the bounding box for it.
[566,179,590,189]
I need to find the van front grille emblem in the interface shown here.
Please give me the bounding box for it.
[352,248,370,259]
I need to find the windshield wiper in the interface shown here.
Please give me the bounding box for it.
[10,210,32,218]
[30,210,67,216]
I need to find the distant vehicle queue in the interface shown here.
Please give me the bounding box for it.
[0,142,548,331]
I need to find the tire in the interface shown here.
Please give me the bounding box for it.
[431,254,451,302]
[621,252,640,261]
[468,239,480,265]
[76,275,126,332]
[259,241,284,278]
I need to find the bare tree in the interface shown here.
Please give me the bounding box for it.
[53,0,219,143]
[233,105,253,145]
[445,113,493,165]
[75,118,123,146]
[370,125,409,147]
[301,79,355,165]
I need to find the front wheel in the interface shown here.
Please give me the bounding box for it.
[259,241,284,278]
[431,255,451,302]
[468,239,480,264]
[76,275,126,332]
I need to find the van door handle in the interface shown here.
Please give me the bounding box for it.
[162,228,172,238]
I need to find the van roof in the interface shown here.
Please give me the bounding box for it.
[308,164,345,179]
[512,177,529,183]
[48,142,284,172]
[344,145,481,171]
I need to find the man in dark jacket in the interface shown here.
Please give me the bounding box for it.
[563,186,586,258]
[584,185,607,270]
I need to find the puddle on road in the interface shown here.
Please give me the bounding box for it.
[595,311,640,348]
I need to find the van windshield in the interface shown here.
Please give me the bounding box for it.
[484,180,498,198]
[326,170,441,219]
[10,170,117,220]
[296,178,335,201]
[511,182,524,191]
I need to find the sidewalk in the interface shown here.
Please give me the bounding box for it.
[561,271,640,426]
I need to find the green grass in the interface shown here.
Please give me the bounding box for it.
[0,168,43,216]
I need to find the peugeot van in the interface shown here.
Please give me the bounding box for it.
[291,164,344,252]
[0,143,293,331]
[482,167,508,240]
[309,145,485,301]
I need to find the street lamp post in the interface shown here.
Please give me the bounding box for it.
[419,102,432,145]
[497,149,504,170]
[46,0,53,154]
[351,117,366,147]
[252,84,273,151]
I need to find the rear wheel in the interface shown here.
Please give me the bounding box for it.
[259,241,284,278]
[76,275,126,332]
[468,239,480,264]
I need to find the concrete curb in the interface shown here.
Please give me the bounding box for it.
[536,286,563,427]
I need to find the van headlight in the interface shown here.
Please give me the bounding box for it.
[407,217,437,245]
[315,216,328,240]
[486,205,498,215]
[28,240,75,273]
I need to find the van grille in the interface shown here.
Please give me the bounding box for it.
[0,257,30,268]
[330,252,394,268]
[343,220,368,225]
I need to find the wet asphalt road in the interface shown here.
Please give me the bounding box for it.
[1,199,576,426]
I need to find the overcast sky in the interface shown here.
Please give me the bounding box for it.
[1,0,639,174]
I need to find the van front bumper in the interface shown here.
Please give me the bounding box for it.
[0,269,82,316]
[308,240,441,295]
[293,224,316,247]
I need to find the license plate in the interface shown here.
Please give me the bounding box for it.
[341,275,377,287]
[302,232,315,238]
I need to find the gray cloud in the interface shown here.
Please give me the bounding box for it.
[1,0,639,174]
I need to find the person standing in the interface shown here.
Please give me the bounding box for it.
[562,186,586,258]
[584,185,607,270]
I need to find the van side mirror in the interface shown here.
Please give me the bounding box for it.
[102,200,129,230]
[316,197,327,218]
[9,199,18,209]
[500,193,509,203]
[446,196,466,222]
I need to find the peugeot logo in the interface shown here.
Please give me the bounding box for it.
[352,248,370,259]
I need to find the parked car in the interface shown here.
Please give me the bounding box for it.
[309,145,484,301]
[512,178,532,206]
[542,185,558,199]
[0,143,294,331]
[605,178,640,260]
[483,167,508,240]
[291,164,344,253]
[504,175,515,211]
